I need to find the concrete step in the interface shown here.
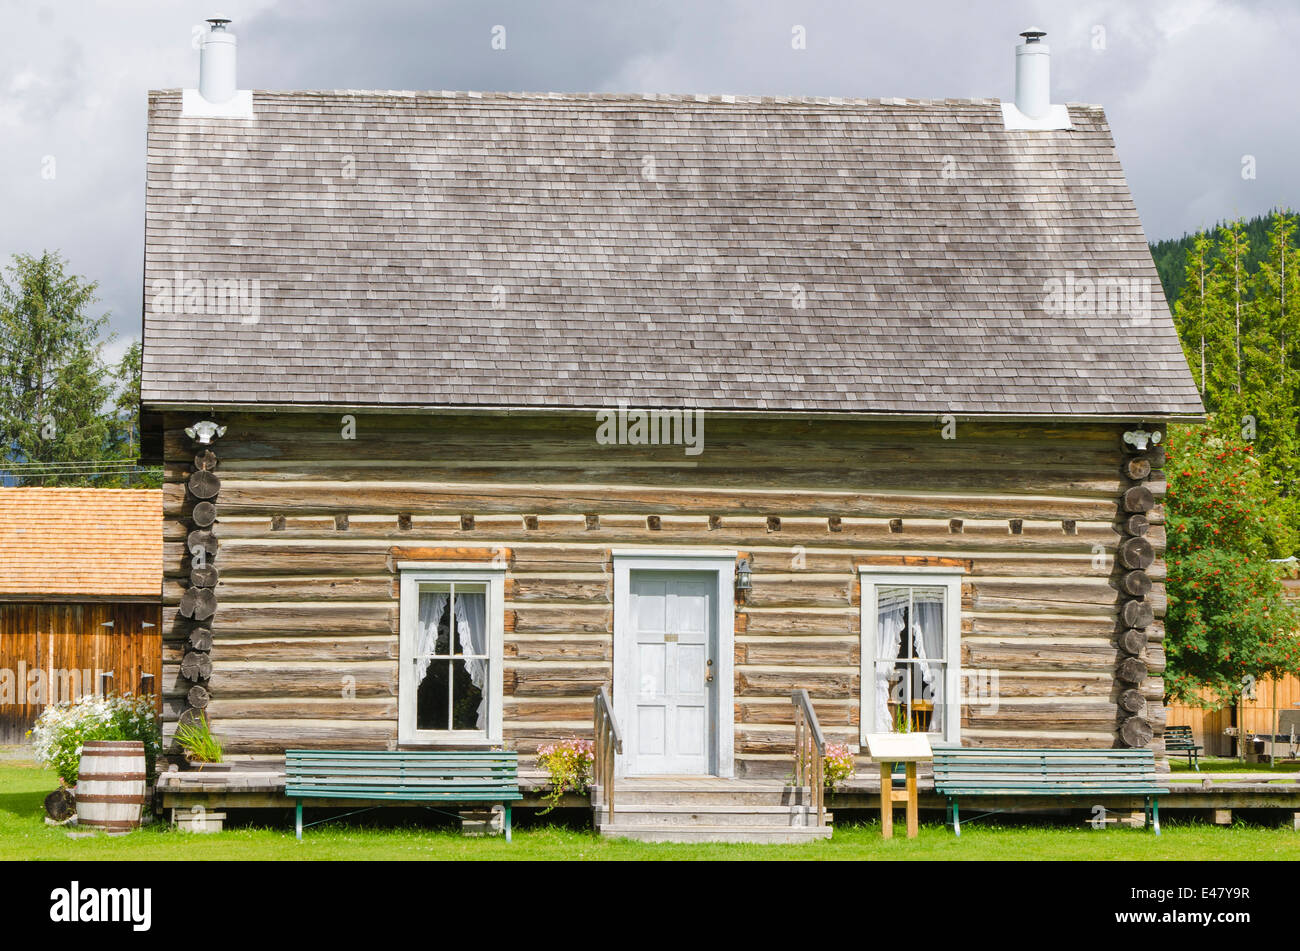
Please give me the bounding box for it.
[594,804,828,828]
[594,784,811,807]
[596,823,833,844]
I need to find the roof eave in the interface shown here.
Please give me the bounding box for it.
[141,399,1207,424]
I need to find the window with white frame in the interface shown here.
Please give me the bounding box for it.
[859,570,962,743]
[398,566,505,745]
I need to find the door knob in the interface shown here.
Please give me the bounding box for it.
[706,658,714,683]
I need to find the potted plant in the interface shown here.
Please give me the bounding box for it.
[174,714,227,770]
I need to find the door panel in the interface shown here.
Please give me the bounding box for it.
[628,571,716,775]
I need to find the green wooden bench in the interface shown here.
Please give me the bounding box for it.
[1164,726,1202,770]
[285,750,522,841]
[932,747,1169,836]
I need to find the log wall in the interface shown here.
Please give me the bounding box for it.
[159,411,1168,776]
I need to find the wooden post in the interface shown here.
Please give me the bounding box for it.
[793,706,799,784]
[905,762,918,839]
[816,746,824,827]
[879,763,893,839]
[1272,676,1279,768]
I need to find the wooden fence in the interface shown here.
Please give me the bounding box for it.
[0,601,162,743]
[1167,674,1300,757]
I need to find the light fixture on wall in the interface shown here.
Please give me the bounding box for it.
[735,557,752,592]
[1122,426,1162,452]
[185,420,227,444]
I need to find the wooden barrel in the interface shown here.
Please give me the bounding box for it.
[76,740,146,832]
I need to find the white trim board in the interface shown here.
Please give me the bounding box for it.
[612,552,737,778]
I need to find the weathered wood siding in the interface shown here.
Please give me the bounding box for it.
[0,601,162,743]
[160,412,1167,776]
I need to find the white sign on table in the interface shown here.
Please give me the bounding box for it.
[864,732,934,763]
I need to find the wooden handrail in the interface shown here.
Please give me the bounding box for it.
[593,685,623,825]
[792,689,827,827]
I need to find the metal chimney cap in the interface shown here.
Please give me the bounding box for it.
[1020,28,1046,42]
[206,17,232,31]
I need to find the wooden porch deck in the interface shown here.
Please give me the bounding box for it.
[156,761,574,810]
[828,768,1300,827]
[155,761,1300,831]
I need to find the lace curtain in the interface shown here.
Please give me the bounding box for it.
[912,589,945,734]
[874,589,907,731]
[415,591,448,684]
[454,592,489,730]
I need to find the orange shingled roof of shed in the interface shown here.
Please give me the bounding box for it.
[0,488,161,597]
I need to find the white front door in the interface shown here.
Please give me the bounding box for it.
[627,570,716,775]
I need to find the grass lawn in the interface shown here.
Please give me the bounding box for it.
[1170,756,1300,776]
[3,763,1299,860]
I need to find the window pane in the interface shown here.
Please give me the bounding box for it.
[877,661,906,732]
[911,586,945,663]
[416,591,452,659]
[926,663,947,735]
[417,659,453,731]
[450,658,487,731]
[454,592,488,658]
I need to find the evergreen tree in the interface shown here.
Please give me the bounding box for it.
[1172,233,1214,398]
[1208,220,1251,408]
[111,340,143,462]
[1151,209,1291,304]
[102,340,161,488]
[0,251,114,485]
[1244,214,1300,525]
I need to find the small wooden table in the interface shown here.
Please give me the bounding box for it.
[865,733,934,839]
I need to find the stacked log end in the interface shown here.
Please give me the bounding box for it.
[1115,434,1161,749]
[177,445,221,734]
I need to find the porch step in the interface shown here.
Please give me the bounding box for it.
[591,780,832,843]
[594,823,833,844]
[594,804,828,828]
[596,781,812,807]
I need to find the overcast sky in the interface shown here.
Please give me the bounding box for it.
[2,0,1296,359]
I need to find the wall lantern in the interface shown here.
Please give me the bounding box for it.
[1122,427,1161,452]
[735,557,753,592]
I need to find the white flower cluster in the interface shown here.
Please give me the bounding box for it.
[29,694,160,787]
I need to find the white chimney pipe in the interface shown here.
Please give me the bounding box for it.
[1014,28,1050,119]
[199,18,237,104]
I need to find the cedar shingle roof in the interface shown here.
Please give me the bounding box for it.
[0,489,161,598]
[141,90,1204,416]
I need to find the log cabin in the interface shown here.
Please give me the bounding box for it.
[0,489,162,742]
[140,24,1205,832]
